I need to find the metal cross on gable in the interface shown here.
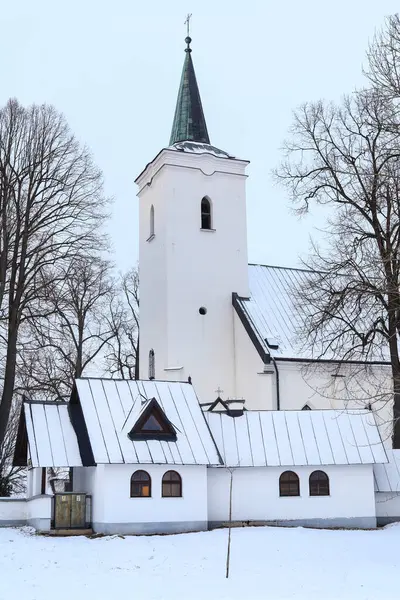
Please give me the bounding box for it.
[184,13,192,37]
[215,386,224,397]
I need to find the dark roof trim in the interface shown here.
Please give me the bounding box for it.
[275,356,391,366]
[23,399,68,405]
[201,399,246,407]
[207,397,230,412]
[75,376,195,385]
[13,404,28,467]
[68,385,96,466]
[232,292,271,364]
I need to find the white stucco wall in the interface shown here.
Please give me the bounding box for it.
[137,149,249,405]
[233,311,275,409]
[207,464,376,528]
[0,499,27,524]
[73,466,104,525]
[275,361,391,414]
[26,496,52,531]
[375,492,400,524]
[27,467,48,498]
[73,464,208,534]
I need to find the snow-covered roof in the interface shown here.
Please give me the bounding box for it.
[74,379,222,466]
[238,264,391,362]
[374,449,400,492]
[24,402,83,468]
[205,409,387,468]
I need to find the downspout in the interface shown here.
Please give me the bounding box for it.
[265,339,280,411]
[271,355,280,411]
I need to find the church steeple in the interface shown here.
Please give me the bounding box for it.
[169,33,210,146]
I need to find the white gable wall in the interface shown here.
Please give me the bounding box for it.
[207,464,376,529]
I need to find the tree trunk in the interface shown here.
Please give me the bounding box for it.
[134,335,139,380]
[387,304,400,448]
[0,322,19,447]
[392,365,400,448]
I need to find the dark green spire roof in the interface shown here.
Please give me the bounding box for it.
[169,36,210,146]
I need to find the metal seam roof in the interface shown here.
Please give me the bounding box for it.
[245,264,392,362]
[205,409,387,468]
[24,402,83,468]
[75,379,221,466]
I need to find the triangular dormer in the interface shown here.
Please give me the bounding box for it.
[207,397,229,413]
[127,398,177,442]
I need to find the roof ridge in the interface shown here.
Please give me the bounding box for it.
[248,262,315,273]
[75,376,193,385]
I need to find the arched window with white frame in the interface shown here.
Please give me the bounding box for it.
[201,197,212,230]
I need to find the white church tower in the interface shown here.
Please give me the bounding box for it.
[136,33,250,404]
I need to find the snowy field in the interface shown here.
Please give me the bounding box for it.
[1,525,400,600]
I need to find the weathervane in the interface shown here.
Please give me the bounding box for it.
[184,13,192,52]
[184,13,192,37]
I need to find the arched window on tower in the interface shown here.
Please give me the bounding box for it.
[149,205,155,238]
[149,349,155,380]
[201,197,212,230]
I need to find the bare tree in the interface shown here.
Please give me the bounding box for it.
[0,99,109,444]
[275,62,400,443]
[106,266,139,379]
[0,399,24,496]
[366,14,400,99]
[20,256,116,401]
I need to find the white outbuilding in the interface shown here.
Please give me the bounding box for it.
[7,378,387,533]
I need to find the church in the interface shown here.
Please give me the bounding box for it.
[3,33,400,534]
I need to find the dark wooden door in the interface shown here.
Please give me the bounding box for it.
[55,495,71,528]
[54,494,86,529]
[70,494,86,528]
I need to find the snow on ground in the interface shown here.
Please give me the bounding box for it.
[1,525,400,600]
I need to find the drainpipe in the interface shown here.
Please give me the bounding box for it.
[265,339,280,411]
[271,355,280,411]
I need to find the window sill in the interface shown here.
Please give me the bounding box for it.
[130,497,152,499]
[162,497,184,499]
[200,228,216,232]
[146,234,155,242]
[257,371,274,375]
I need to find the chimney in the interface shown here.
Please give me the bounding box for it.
[226,399,245,418]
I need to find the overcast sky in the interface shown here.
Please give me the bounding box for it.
[2,1,399,271]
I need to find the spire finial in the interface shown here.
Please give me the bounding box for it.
[184,13,192,53]
[169,15,210,146]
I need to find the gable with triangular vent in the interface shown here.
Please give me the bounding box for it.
[128,397,177,441]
